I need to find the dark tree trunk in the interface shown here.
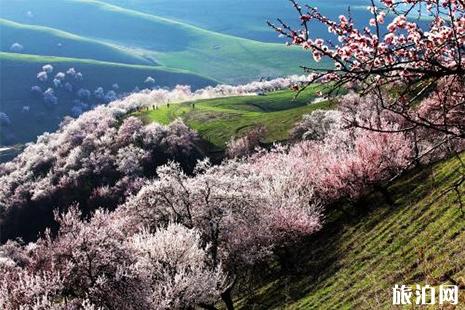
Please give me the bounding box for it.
[221,287,235,310]
[277,247,295,273]
[374,184,396,207]
[199,303,218,310]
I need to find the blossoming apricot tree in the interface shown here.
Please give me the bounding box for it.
[269,0,465,140]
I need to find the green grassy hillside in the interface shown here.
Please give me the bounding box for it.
[238,154,465,309]
[137,86,332,149]
[0,52,215,145]
[0,19,153,65]
[101,0,370,43]
[0,0,320,83]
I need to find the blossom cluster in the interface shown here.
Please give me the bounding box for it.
[271,0,465,84]
[0,210,223,309]
[269,0,465,165]
[0,109,202,242]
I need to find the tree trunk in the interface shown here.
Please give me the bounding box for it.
[221,287,235,310]
[277,247,295,273]
[199,303,218,310]
[374,184,396,207]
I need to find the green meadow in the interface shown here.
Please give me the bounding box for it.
[137,86,333,149]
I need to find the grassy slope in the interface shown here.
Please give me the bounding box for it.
[0,19,153,65]
[0,0,321,83]
[238,154,465,309]
[137,86,332,149]
[0,52,215,145]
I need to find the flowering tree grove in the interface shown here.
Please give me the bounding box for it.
[0,111,203,243]
[0,96,426,309]
[0,208,223,309]
[119,158,322,308]
[0,156,323,309]
[2,2,464,305]
[0,84,423,309]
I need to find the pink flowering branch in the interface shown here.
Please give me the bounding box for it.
[269,0,465,140]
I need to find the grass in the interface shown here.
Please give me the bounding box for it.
[0,52,215,145]
[237,153,465,309]
[0,0,324,83]
[0,51,212,76]
[137,86,333,149]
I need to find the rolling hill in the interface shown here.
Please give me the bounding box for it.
[136,86,333,149]
[0,18,154,65]
[0,52,215,145]
[237,153,465,308]
[0,0,320,83]
[0,0,329,146]
[100,0,371,43]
